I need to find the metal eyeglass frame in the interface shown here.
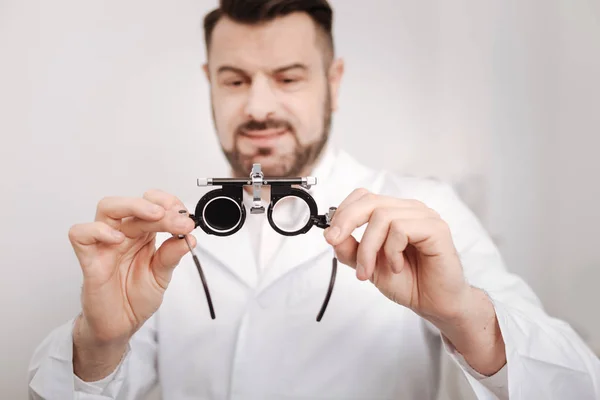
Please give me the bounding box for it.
[182,164,338,322]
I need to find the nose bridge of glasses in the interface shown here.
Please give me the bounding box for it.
[250,163,265,215]
[194,163,323,236]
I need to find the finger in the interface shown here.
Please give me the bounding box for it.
[119,208,195,238]
[332,235,359,270]
[150,234,197,290]
[384,223,408,274]
[95,197,165,228]
[387,218,451,257]
[356,208,433,280]
[143,189,186,211]
[335,188,371,213]
[324,189,370,240]
[68,222,125,246]
[327,194,398,245]
[326,195,431,246]
[355,210,390,280]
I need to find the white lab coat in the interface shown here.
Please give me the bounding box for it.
[28,146,600,400]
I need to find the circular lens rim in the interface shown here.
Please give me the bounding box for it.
[269,195,313,235]
[195,189,246,237]
[267,187,318,236]
[202,196,243,234]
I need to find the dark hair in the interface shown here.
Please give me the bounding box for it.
[203,0,334,60]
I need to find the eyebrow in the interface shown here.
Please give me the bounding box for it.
[272,63,308,74]
[216,66,248,76]
[216,63,309,76]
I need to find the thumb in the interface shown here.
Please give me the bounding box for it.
[150,235,197,289]
[326,230,358,269]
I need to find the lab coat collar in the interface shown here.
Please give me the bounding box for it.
[193,219,259,288]
[256,142,339,292]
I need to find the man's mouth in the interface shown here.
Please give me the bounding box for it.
[240,128,287,137]
[239,128,288,144]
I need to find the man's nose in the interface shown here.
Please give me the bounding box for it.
[245,75,278,122]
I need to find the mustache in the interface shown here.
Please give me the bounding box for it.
[236,119,294,133]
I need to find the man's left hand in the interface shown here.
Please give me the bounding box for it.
[323,188,469,324]
[324,188,506,376]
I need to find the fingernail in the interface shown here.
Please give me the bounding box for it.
[112,230,124,240]
[326,226,340,242]
[151,205,163,213]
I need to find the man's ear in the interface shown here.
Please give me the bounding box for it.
[328,58,345,112]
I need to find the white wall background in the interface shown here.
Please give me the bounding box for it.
[1,1,599,398]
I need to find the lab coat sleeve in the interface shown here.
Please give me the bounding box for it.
[422,180,600,400]
[28,313,158,400]
[441,332,509,399]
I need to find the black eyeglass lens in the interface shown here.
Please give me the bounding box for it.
[204,197,241,231]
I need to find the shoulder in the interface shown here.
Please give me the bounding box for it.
[333,150,489,251]
[333,149,464,209]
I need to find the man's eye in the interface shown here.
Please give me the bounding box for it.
[227,80,245,87]
[280,78,299,84]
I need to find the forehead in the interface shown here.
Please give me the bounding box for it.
[208,12,323,71]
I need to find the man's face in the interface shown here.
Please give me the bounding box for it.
[204,12,343,178]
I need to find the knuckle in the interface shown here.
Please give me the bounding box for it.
[408,199,425,208]
[170,196,184,208]
[371,207,389,225]
[99,195,116,204]
[390,219,403,232]
[97,196,115,210]
[353,187,370,197]
[390,219,408,238]
[67,225,79,241]
[93,221,109,233]
[428,207,441,218]
[136,197,152,209]
[145,188,180,208]
[435,218,450,234]
[364,192,377,202]
[143,189,162,200]
[384,235,397,251]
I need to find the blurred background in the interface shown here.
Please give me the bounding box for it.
[1,0,599,398]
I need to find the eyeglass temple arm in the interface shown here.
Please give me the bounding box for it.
[317,255,337,322]
[185,236,216,320]
[311,206,339,322]
[177,210,216,320]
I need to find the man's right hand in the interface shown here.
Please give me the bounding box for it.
[69,189,195,381]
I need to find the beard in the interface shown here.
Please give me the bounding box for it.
[216,90,332,178]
